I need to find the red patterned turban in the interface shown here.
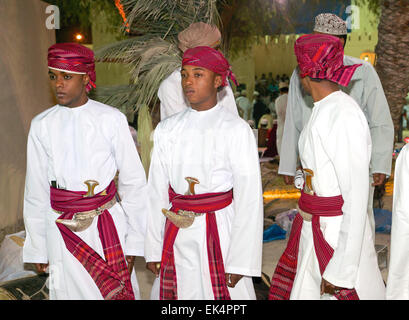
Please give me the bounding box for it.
[48,43,96,92]
[182,46,238,87]
[294,34,361,87]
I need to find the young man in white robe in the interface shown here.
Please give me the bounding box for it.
[279,13,394,239]
[145,46,263,300]
[158,22,239,120]
[386,145,409,299]
[269,34,385,300]
[23,43,147,300]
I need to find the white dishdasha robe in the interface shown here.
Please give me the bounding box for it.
[145,103,263,300]
[292,91,385,300]
[23,99,147,300]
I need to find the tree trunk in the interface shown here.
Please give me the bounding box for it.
[375,0,409,141]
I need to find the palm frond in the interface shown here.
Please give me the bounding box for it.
[94,0,220,115]
[93,84,137,110]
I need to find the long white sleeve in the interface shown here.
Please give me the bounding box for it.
[144,126,168,262]
[114,113,148,256]
[23,119,50,263]
[386,145,409,299]
[361,63,394,176]
[225,122,263,276]
[321,108,371,288]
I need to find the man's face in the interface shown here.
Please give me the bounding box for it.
[48,69,89,108]
[181,65,222,110]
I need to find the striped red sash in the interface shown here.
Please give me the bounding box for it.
[50,180,135,300]
[268,190,360,300]
[160,186,233,300]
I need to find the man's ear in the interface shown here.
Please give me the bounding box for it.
[214,74,223,89]
[83,74,90,87]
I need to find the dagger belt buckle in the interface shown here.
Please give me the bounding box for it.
[161,177,203,228]
[54,180,114,232]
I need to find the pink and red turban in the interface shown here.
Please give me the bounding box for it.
[294,34,361,87]
[48,43,96,92]
[182,46,238,87]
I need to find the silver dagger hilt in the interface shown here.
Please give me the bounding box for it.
[83,180,99,197]
[302,169,314,195]
[184,177,200,195]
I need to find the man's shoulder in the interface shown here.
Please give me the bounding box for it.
[88,99,126,118]
[398,143,409,162]
[156,107,188,129]
[327,90,359,106]
[320,91,364,120]
[275,94,288,104]
[219,109,251,132]
[344,55,368,65]
[344,55,374,75]
[31,105,59,125]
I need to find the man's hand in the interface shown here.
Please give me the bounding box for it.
[320,278,345,295]
[125,255,135,274]
[34,263,49,273]
[146,261,161,277]
[372,173,387,186]
[283,175,294,185]
[225,273,243,288]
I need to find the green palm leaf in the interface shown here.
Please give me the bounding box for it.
[94,0,220,115]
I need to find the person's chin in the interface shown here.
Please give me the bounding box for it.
[58,100,72,107]
[186,98,198,106]
[57,95,79,107]
[57,98,67,106]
